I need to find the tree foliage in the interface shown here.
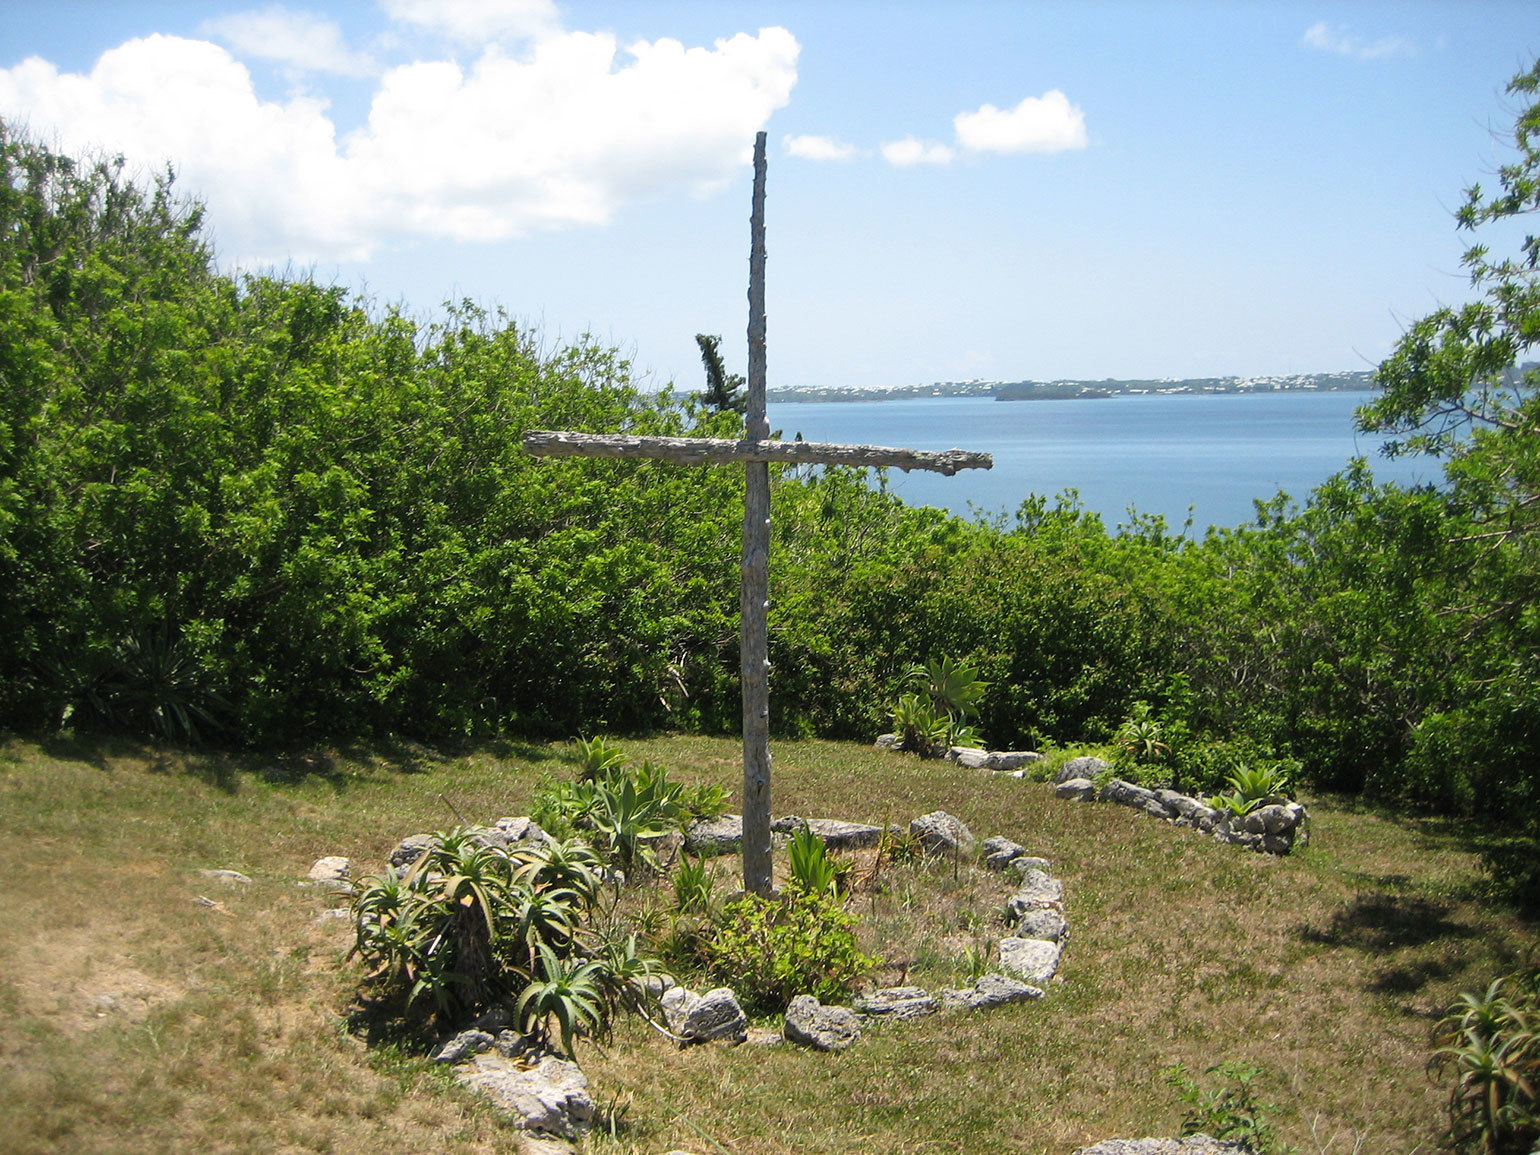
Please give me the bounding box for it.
[693,332,747,415]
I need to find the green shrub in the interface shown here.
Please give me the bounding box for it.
[1164,1061,1292,1154]
[706,886,877,1015]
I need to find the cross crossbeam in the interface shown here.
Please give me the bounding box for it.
[522,132,990,895]
[522,431,992,475]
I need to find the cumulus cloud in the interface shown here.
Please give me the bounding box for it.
[784,133,862,161]
[953,90,1086,154]
[880,136,954,167]
[0,19,800,264]
[1302,22,1415,60]
[878,88,1087,167]
[201,7,376,77]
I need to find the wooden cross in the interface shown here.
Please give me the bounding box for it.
[524,132,991,895]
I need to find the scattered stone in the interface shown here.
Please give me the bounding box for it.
[1072,1138,1259,1155]
[1055,777,1097,801]
[981,836,1026,870]
[999,937,1064,984]
[909,811,976,857]
[661,986,747,1044]
[493,816,557,848]
[1010,907,1068,942]
[197,869,252,885]
[433,1029,495,1064]
[683,815,743,857]
[1005,869,1064,918]
[316,907,351,923]
[783,995,863,1051]
[1099,778,1157,808]
[1055,755,1109,785]
[388,833,439,871]
[307,856,351,883]
[938,972,1044,1010]
[950,747,993,769]
[455,1053,594,1138]
[948,747,1043,771]
[1064,772,1311,856]
[742,1025,783,1047]
[854,986,937,1020]
[874,733,899,749]
[805,818,884,850]
[1007,856,1051,875]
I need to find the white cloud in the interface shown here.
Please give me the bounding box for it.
[0,23,800,264]
[881,136,954,167]
[201,7,376,77]
[379,0,561,46]
[784,133,862,161]
[953,90,1086,155]
[1302,22,1415,60]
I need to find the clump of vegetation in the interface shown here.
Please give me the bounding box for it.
[348,827,655,1054]
[705,885,877,1016]
[1207,763,1295,817]
[890,656,988,756]
[1165,1061,1293,1154]
[532,746,726,874]
[1432,968,1540,1154]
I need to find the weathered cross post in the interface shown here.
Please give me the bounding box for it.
[524,132,991,895]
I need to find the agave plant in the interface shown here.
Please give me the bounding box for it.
[1432,971,1540,1154]
[517,943,608,1057]
[908,655,989,722]
[575,735,627,781]
[891,692,952,755]
[1207,763,1292,817]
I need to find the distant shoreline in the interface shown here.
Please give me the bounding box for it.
[767,371,1378,404]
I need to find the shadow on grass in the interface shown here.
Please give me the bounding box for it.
[1298,892,1476,954]
[1311,790,1540,920]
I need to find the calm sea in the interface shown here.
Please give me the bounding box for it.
[766,391,1439,532]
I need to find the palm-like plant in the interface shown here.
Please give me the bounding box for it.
[1432,970,1540,1154]
[517,943,607,1057]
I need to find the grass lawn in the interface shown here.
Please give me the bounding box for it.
[0,732,1530,1154]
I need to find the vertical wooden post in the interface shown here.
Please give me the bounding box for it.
[740,131,773,896]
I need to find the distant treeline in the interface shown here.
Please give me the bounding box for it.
[767,371,1378,403]
[2,120,1536,900]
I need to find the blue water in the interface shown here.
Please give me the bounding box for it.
[767,392,1438,532]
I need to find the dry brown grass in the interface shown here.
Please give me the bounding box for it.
[0,733,1530,1154]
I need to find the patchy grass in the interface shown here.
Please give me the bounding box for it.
[0,732,1530,1154]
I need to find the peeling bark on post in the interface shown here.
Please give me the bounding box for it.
[741,131,774,897]
[521,432,992,476]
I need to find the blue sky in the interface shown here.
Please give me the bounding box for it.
[1,1,1535,392]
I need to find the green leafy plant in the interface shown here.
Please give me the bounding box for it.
[910,655,989,722]
[889,656,990,755]
[1431,969,1540,1154]
[890,692,953,755]
[517,943,607,1057]
[348,826,659,1043]
[1164,1061,1293,1153]
[707,886,878,1015]
[1114,701,1170,765]
[672,855,720,915]
[575,735,628,781]
[1208,762,1294,817]
[787,826,839,897]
